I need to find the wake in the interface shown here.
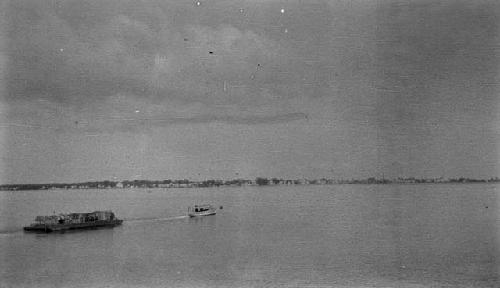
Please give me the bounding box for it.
[0,228,24,236]
[124,215,188,223]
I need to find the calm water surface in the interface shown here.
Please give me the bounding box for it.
[1,184,498,287]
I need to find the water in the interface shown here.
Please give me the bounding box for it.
[1,184,498,287]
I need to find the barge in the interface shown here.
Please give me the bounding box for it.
[24,211,123,232]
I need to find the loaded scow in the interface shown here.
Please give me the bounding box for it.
[24,211,123,232]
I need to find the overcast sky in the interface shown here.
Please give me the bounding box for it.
[1,0,499,184]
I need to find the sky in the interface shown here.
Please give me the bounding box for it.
[0,0,499,184]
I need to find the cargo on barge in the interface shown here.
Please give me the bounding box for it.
[23,211,123,232]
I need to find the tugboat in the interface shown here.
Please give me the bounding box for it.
[188,204,216,217]
[23,211,123,232]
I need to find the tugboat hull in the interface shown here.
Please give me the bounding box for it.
[188,211,216,217]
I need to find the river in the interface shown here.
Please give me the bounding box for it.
[1,184,498,287]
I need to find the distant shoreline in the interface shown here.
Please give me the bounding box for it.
[1,177,499,191]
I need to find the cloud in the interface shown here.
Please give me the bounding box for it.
[2,92,308,134]
[7,0,496,133]
[152,24,297,105]
[91,112,308,133]
[3,0,308,130]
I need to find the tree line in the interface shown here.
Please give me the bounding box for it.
[1,177,499,191]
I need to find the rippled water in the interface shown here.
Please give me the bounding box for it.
[1,184,498,287]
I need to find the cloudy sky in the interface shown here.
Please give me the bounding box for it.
[0,0,499,184]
